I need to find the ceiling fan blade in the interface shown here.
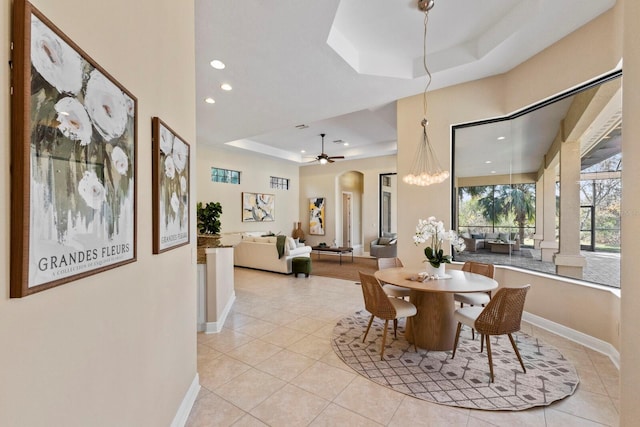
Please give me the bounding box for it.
[328,156,345,160]
[327,158,335,163]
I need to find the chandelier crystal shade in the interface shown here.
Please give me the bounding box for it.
[403,0,450,186]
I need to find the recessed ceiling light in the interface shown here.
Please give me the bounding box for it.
[300,150,306,153]
[210,59,225,69]
[485,160,492,164]
[491,170,497,174]
[497,136,505,140]
[220,83,232,91]
[343,142,349,146]
[204,97,215,104]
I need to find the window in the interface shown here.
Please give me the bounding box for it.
[453,72,622,288]
[270,176,289,190]
[211,167,240,184]
[457,184,536,244]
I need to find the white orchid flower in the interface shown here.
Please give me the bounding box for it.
[180,175,187,192]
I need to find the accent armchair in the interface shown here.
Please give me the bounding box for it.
[370,234,397,258]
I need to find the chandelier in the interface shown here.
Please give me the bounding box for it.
[402,0,450,186]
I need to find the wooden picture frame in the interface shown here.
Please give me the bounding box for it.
[309,197,326,235]
[242,192,275,222]
[152,117,190,253]
[10,0,137,297]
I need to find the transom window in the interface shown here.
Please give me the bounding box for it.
[211,167,240,184]
[270,176,289,190]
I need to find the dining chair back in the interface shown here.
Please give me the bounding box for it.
[461,261,495,278]
[377,257,404,270]
[452,284,530,382]
[455,261,496,339]
[474,284,529,337]
[358,271,417,360]
[377,257,410,301]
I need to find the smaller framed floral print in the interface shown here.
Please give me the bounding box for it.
[152,118,190,253]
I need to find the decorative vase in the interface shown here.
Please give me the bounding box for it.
[426,263,446,278]
[293,222,305,240]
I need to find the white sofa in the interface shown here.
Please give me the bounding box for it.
[233,235,311,274]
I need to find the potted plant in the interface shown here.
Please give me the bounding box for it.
[197,201,223,263]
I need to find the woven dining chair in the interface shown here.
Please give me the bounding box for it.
[377,257,411,337]
[451,284,530,382]
[454,261,495,307]
[454,261,495,340]
[358,271,418,360]
[377,257,411,299]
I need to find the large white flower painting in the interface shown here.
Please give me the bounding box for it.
[153,118,190,253]
[25,12,136,289]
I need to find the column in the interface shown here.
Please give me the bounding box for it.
[533,175,544,249]
[553,139,586,278]
[540,162,558,261]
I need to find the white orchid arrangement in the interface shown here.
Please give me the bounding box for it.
[413,217,466,267]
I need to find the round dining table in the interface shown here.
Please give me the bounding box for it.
[374,267,498,351]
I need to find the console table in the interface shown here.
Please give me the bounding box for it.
[311,246,354,265]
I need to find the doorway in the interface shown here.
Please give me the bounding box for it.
[342,192,352,247]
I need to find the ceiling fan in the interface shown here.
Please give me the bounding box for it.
[313,133,344,164]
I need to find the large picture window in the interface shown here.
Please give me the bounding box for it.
[452,71,621,288]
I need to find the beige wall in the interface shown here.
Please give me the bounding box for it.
[299,155,396,250]
[621,0,640,424]
[196,145,301,240]
[0,0,197,425]
[397,4,622,347]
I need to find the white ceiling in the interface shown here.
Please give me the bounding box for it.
[194,0,616,165]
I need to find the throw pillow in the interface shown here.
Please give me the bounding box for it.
[471,233,483,239]
[377,237,392,245]
[287,237,296,250]
[498,232,510,241]
[388,238,397,245]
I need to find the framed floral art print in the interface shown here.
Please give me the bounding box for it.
[10,1,137,297]
[152,117,190,253]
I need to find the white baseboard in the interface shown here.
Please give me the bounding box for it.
[171,373,200,427]
[203,292,236,334]
[523,311,620,369]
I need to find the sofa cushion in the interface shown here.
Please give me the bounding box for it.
[498,232,510,241]
[471,233,484,239]
[485,232,499,239]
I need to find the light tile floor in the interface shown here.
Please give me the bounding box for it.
[187,268,619,426]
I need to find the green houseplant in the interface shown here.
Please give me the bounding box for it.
[197,201,223,263]
[197,201,222,235]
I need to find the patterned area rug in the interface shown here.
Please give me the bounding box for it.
[331,311,579,411]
